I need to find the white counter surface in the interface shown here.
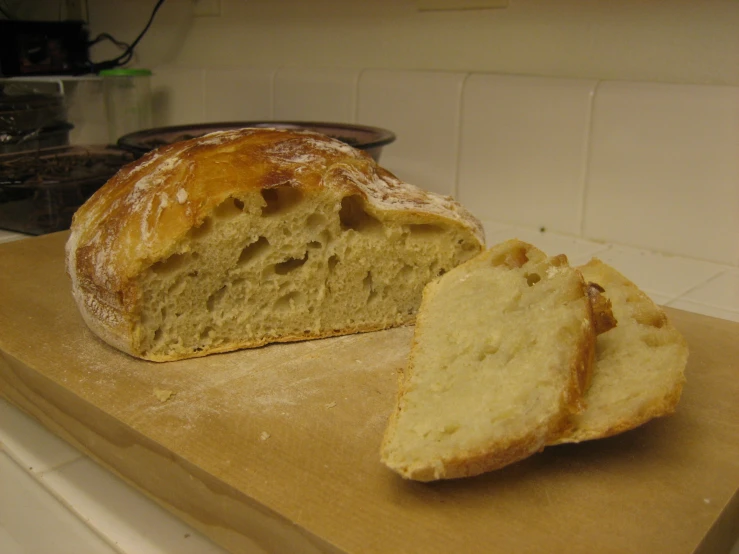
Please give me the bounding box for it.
[1,224,738,554]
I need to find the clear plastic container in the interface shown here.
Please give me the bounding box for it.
[100,68,152,144]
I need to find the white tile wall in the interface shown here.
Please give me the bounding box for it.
[0,398,82,473]
[481,222,739,310]
[583,81,739,265]
[142,64,739,268]
[0,453,117,554]
[41,458,227,554]
[274,67,360,122]
[151,67,206,126]
[668,267,739,322]
[204,67,275,122]
[460,74,596,234]
[356,69,466,196]
[65,79,110,145]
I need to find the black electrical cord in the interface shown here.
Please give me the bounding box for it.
[88,32,131,52]
[91,0,166,72]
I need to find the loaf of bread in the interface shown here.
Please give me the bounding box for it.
[66,128,484,361]
[381,239,596,481]
[552,258,688,444]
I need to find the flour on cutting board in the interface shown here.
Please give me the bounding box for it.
[58,323,412,436]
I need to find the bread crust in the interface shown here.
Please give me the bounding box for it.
[66,128,484,360]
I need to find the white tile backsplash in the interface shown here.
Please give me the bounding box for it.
[41,458,228,554]
[204,67,275,122]
[145,65,739,268]
[274,67,360,122]
[482,224,610,266]
[583,80,739,264]
[0,397,82,474]
[583,244,726,302]
[151,67,206,126]
[0,453,117,554]
[459,74,596,234]
[671,268,739,311]
[356,69,466,197]
[666,298,739,322]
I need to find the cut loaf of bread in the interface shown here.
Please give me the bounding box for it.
[552,259,688,444]
[66,128,484,361]
[381,239,596,481]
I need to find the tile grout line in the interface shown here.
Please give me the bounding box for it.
[352,68,365,125]
[36,452,86,476]
[667,268,736,307]
[268,68,278,119]
[4,453,128,554]
[452,72,473,201]
[577,79,601,237]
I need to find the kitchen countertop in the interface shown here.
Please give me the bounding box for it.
[1,224,738,554]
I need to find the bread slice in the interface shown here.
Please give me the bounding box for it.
[552,258,688,444]
[66,128,484,361]
[381,239,596,481]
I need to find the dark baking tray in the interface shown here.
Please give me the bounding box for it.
[117,121,396,162]
[0,145,135,235]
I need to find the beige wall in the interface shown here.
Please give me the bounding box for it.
[13,0,739,85]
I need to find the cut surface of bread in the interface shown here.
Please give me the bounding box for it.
[553,259,688,444]
[66,128,484,361]
[381,239,595,481]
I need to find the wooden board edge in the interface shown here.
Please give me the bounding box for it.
[693,488,739,554]
[0,350,345,554]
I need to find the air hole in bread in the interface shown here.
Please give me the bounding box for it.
[525,272,541,287]
[308,241,322,249]
[189,217,213,240]
[275,252,309,275]
[635,311,667,329]
[461,240,479,252]
[328,254,339,272]
[200,326,213,340]
[214,197,245,220]
[408,223,444,235]
[206,285,227,312]
[307,213,326,228]
[491,246,529,269]
[274,291,303,311]
[153,327,162,342]
[151,253,190,275]
[261,185,302,215]
[399,264,414,278]
[339,195,380,231]
[363,271,373,291]
[313,230,327,245]
[477,344,500,362]
[168,277,186,295]
[238,236,269,265]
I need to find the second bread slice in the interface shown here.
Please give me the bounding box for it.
[381,239,596,481]
[552,259,688,444]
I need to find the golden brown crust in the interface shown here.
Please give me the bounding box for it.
[69,128,483,292]
[586,281,618,335]
[66,128,484,360]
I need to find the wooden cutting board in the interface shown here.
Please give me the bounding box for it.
[0,232,737,554]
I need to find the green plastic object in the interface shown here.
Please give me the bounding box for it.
[99,68,152,77]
